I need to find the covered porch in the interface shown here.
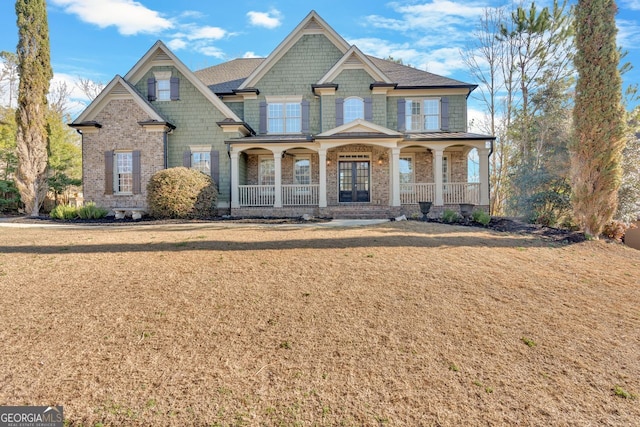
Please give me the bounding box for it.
[228,136,491,218]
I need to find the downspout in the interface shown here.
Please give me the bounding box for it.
[488,139,494,211]
[163,130,168,169]
[227,142,232,216]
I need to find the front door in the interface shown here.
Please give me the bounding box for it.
[339,161,370,202]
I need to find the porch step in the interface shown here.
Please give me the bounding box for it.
[325,205,400,219]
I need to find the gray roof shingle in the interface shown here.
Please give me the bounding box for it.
[193,55,475,94]
[194,58,265,94]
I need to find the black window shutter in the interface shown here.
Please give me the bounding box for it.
[397,98,406,131]
[211,150,220,187]
[147,78,156,101]
[335,98,344,127]
[259,101,267,134]
[170,77,180,100]
[364,97,373,121]
[301,99,310,133]
[183,150,191,167]
[440,96,449,131]
[132,150,141,194]
[104,151,114,195]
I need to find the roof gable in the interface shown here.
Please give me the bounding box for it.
[238,11,350,90]
[72,75,167,125]
[318,119,402,137]
[124,41,243,121]
[318,46,391,84]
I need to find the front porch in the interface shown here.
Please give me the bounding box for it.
[229,140,490,218]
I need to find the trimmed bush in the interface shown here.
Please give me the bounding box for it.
[147,167,218,219]
[472,209,491,226]
[77,202,109,219]
[442,209,459,223]
[50,204,77,220]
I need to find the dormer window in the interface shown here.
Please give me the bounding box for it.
[343,97,364,123]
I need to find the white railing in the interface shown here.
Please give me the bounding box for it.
[400,183,435,204]
[282,184,319,206]
[239,185,275,207]
[401,182,480,205]
[444,182,480,204]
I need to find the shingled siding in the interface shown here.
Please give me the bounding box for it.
[387,94,468,132]
[82,99,164,210]
[248,34,345,134]
[333,69,383,127]
[134,66,233,205]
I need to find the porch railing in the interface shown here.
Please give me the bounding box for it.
[400,182,480,205]
[282,184,319,206]
[400,183,435,204]
[444,182,480,205]
[239,184,319,207]
[239,185,275,207]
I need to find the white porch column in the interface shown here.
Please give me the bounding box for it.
[318,149,327,208]
[433,148,444,206]
[230,151,240,209]
[391,147,401,207]
[273,150,283,208]
[478,147,491,206]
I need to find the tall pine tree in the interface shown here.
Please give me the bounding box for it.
[15,0,52,216]
[571,0,626,237]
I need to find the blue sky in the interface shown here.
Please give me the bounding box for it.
[1,0,639,117]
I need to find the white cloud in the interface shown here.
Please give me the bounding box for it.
[242,51,260,58]
[247,9,282,29]
[183,26,227,41]
[50,0,173,36]
[366,0,485,33]
[167,39,187,51]
[617,19,640,50]
[621,0,640,10]
[349,38,468,76]
[196,45,225,59]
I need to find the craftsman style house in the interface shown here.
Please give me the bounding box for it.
[71,11,494,218]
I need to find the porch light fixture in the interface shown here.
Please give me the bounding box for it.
[326,159,331,166]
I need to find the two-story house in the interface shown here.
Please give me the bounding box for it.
[71,11,494,219]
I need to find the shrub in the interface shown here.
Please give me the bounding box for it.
[0,180,21,213]
[77,202,109,219]
[49,204,77,220]
[472,209,491,226]
[602,220,637,242]
[442,209,459,223]
[147,167,218,219]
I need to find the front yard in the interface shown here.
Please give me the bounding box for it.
[0,221,638,426]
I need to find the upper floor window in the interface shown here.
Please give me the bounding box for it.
[268,102,301,133]
[406,98,440,131]
[147,71,179,102]
[344,97,364,123]
[157,78,171,101]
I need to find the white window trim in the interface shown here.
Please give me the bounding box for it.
[399,154,415,192]
[442,153,450,184]
[153,71,172,102]
[191,151,211,175]
[343,96,364,123]
[258,155,275,186]
[293,155,312,186]
[114,151,133,195]
[266,99,302,134]
[406,97,441,132]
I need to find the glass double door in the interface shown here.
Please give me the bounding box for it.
[339,161,370,202]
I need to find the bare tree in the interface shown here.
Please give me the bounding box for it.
[0,51,19,108]
[76,77,105,101]
[48,80,73,115]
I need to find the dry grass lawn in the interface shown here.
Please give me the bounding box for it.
[0,221,639,426]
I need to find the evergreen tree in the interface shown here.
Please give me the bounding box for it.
[14,0,52,216]
[571,0,626,237]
